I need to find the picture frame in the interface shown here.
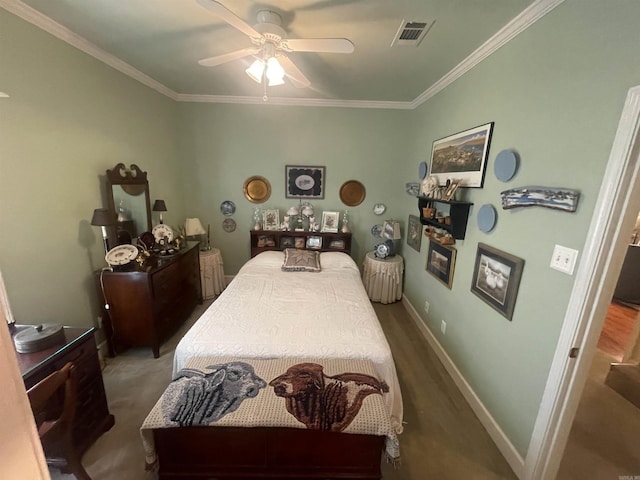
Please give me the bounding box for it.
[426,241,456,289]
[329,239,345,250]
[430,122,494,188]
[279,236,295,249]
[442,179,461,201]
[470,242,525,321]
[306,236,322,250]
[285,165,326,199]
[262,209,280,231]
[407,214,422,252]
[321,211,339,233]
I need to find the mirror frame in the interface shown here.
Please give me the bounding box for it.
[106,163,152,240]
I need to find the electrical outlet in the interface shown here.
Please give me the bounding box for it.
[441,320,447,335]
[424,301,430,315]
[550,244,579,275]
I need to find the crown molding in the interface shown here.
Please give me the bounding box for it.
[2,0,564,110]
[0,0,178,101]
[411,0,565,109]
[177,94,413,109]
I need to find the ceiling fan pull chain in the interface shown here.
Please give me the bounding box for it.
[263,77,268,102]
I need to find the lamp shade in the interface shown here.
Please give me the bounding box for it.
[91,208,115,226]
[185,218,206,236]
[383,220,401,240]
[152,200,167,212]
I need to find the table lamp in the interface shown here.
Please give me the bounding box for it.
[153,199,167,224]
[185,217,208,249]
[91,208,115,255]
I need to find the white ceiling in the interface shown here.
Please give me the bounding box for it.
[2,0,561,107]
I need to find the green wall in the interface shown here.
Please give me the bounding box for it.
[2,0,640,466]
[176,103,414,274]
[402,0,640,455]
[0,11,183,331]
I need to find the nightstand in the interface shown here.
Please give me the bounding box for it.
[362,252,404,304]
[200,248,226,299]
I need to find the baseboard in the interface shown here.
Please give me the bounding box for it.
[401,295,525,479]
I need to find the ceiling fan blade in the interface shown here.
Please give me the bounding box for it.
[196,0,262,39]
[278,55,311,88]
[198,47,260,67]
[282,38,355,54]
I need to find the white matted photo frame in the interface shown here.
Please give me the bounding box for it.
[430,122,494,188]
[262,209,280,231]
[470,242,524,320]
[321,211,339,233]
[426,241,456,289]
[285,165,326,199]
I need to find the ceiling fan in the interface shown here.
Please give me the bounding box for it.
[195,0,355,89]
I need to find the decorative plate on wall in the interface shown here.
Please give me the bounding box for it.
[243,176,272,203]
[419,161,428,179]
[220,200,236,216]
[373,203,386,215]
[339,180,366,206]
[494,150,518,182]
[371,224,383,237]
[477,204,497,233]
[222,218,236,232]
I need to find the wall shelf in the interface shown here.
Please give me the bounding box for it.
[418,196,473,240]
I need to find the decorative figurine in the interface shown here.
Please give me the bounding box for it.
[341,210,350,233]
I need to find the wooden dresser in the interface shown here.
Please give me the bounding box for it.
[15,326,115,456]
[97,242,202,358]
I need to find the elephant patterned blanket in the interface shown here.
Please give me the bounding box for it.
[140,356,399,467]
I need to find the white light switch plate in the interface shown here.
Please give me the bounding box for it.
[550,244,579,275]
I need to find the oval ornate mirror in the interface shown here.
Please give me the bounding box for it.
[106,163,151,242]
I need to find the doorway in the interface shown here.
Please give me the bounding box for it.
[524,85,640,479]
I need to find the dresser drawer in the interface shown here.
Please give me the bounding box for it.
[51,338,101,388]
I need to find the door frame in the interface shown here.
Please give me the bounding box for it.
[524,85,640,479]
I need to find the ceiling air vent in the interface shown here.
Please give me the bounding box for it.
[391,19,434,47]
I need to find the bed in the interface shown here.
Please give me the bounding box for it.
[141,250,403,479]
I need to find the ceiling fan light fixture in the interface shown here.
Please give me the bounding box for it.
[266,57,285,86]
[246,59,265,83]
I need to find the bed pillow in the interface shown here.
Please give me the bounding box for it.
[281,248,321,272]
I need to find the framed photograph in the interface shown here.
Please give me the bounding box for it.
[321,211,339,233]
[407,214,422,252]
[430,122,494,188]
[306,236,322,250]
[470,242,524,320]
[329,239,345,250]
[442,179,461,201]
[426,241,456,288]
[294,237,305,249]
[280,236,295,249]
[262,209,280,231]
[285,165,326,199]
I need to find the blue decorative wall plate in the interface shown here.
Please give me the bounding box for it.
[477,204,497,233]
[494,150,518,182]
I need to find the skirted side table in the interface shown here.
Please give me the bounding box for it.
[362,252,404,304]
[199,248,226,299]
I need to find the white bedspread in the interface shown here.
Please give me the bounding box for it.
[173,251,403,434]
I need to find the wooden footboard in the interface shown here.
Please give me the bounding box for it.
[154,426,385,479]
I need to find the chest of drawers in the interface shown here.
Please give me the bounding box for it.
[97,242,202,358]
[16,326,115,455]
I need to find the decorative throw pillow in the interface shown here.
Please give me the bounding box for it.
[281,248,321,272]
